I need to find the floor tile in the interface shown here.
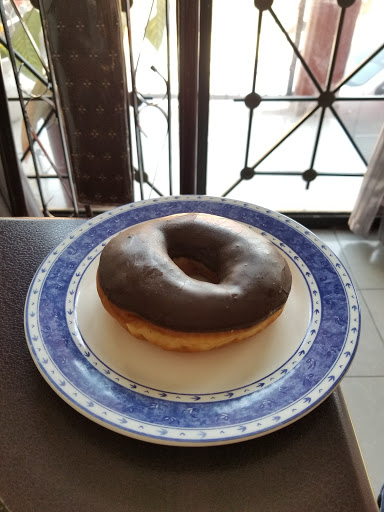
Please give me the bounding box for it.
[347,294,384,377]
[362,290,384,343]
[335,229,382,243]
[336,236,384,290]
[341,377,384,497]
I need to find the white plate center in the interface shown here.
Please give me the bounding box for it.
[75,253,311,395]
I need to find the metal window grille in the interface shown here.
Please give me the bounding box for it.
[1,0,384,222]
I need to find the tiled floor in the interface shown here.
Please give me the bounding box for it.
[313,228,384,498]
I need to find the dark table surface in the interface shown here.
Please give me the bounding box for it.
[0,218,379,512]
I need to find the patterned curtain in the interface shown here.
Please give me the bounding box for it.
[38,0,134,206]
[349,125,384,242]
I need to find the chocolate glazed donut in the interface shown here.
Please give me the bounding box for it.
[97,213,292,338]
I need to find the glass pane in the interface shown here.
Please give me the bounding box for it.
[226,174,363,213]
[246,101,318,169]
[129,0,178,95]
[342,0,384,85]
[208,0,384,212]
[315,108,366,174]
[333,99,384,161]
[126,0,178,198]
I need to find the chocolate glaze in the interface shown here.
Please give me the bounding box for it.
[97,213,292,332]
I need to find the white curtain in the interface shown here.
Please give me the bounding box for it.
[348,124,384,243]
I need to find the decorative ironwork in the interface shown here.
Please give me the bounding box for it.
[222,0,384,196]
[0,0,79,214]
[1,0,384,216]
[0,0,173,215]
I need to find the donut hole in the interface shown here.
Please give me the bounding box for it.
[172,256,219,284]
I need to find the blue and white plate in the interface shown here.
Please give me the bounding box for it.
[24,196,360,446]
